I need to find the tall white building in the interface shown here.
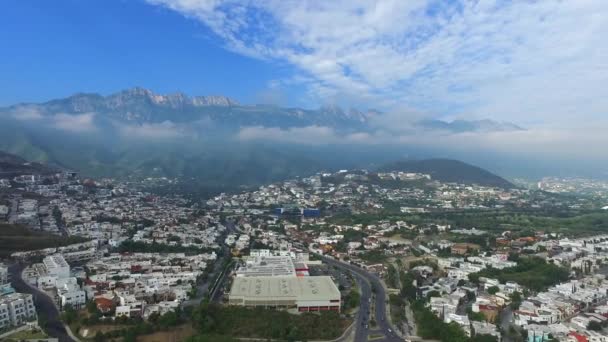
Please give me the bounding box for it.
[0,293,37,329]
[40,254,86,311]
[56,278,86,310]
[0,263,8,285]
[43,254,70,279]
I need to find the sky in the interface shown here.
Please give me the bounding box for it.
[1,0,606,125]
[1,0,608,161]
[0,0,295,107]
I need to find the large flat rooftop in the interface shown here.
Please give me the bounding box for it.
[230,276,340,301]
[235,255,297,277]
[43,254,69,268]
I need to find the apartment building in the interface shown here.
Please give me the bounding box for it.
[0,293,37,329]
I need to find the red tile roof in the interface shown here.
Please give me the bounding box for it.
[568,332,588,342]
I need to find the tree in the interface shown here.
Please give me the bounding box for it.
[510,291,522,309]
[61,304,77,324]
[286,324,300,342]
[186,335,239,342]
[467,307,486,322]
[400,271,418,301]
[469,257,568,292]
[94,332,105,342]
[507,252,519,262]
[86,300,98,314]
[219,304,341,339]
[468,273,480,284]
[387,264,400,288]
[426,290,441,299]
[471,334,499,342]
[487,286,499,295]
[122,329,137,342]
[588,321,603,331]
[412,300,469,342]
[389,294,405,306]
[344,289,361,311]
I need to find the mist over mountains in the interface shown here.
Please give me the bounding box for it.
[0,87,595,185]
[3,87,523,134]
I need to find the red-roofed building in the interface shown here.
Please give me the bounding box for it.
[84,278,97,286]
[294,262,309,272]
[567,332,588,342]
[95,297,115,314]
[517,236,536,243]
[477,304,500,323]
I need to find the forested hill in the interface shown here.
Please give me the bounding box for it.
[0,150,59,176]
[379,159,514,189]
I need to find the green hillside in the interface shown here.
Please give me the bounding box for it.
[0,223,89,258]
[379,159,514,188]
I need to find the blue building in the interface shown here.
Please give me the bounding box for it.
[302,208,321,218]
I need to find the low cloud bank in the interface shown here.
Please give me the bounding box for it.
[236,123,608,162]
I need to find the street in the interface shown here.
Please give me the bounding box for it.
[183,220,237,307]
[319,255,403,342]
[5,220,398,342]
[8,263,76,342]
[7,195,19,224]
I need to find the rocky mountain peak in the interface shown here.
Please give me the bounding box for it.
[122,86,154,97]
[191,95,239,107]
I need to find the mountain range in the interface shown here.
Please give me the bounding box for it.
[0,149,514,191]
[0,87,525,187]
[2,87,523,133]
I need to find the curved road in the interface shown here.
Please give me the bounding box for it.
[8,220,240,341]
[319,255,403,342]
[9,263,76,342]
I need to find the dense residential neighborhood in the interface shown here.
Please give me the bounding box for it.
[3,166,608,341]
[1,1,606,341]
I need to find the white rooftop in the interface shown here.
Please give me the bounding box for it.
[230,276,340,301]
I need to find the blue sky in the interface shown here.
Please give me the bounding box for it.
[0,0,298,106]
[1,0,607,128]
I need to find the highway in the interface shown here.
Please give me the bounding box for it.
[352,272,374,342]
[8,263,76,342]
[183,219,237,307]
[209,259,234,302]
[319,255,403,342]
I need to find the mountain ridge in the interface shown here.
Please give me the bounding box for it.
[0,150,60,176]
[0,88,522,188]
[379,158,515,189]
[2,87,522,133]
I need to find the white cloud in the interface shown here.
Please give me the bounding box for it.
[10,106,44,121]
[147,0,608,126]
[52,113,97,132]
[119,121,183,139]
[236,120,608,161]
[238,125,339,145]
[392,126,608,161]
